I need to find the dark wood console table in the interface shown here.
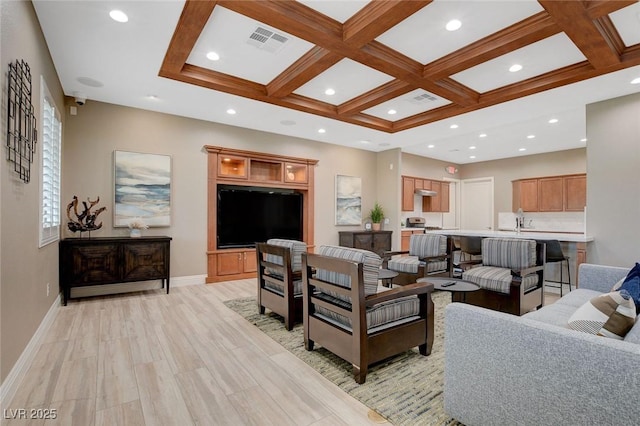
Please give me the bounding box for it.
[339,230,392,256]
[59,236,171,305]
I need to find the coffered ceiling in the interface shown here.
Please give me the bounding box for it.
[33,1,640,163]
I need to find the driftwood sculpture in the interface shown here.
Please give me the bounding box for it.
[67,195,106,233]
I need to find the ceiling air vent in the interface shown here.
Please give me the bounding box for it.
[407,92,438,105]
[247,26,289,53]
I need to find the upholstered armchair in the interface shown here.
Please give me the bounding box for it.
[302,245,434,384]
[461,237,545,316]
[256,238,307,330]
[383,233,451,285]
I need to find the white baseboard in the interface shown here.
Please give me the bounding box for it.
[0,293,61,408]
[0,274,205,407]
[171,274,206,287]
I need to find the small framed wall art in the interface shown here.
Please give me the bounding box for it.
[335,174,362,225]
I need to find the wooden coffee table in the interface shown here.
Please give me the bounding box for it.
[417,277,480,302]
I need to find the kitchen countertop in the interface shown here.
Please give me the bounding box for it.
[425,229,594,243]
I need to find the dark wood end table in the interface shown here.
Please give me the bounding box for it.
[417,277,480,302]
[378,269,399,287]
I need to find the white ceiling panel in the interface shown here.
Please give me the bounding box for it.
[363,89,451,120]
[376,0,543,64]
[188,6,314,85]
[294,59,395,105]
[450,33,586,93]
[609,2,640,47]
[296,0,369,23]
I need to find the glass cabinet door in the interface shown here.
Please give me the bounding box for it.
[218,156,247,179]
[284,163,308,183]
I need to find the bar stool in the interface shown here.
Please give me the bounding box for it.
[459,236,483,262]
[538,239,571,296]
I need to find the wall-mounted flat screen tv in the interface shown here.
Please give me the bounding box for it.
[217,185,303,249]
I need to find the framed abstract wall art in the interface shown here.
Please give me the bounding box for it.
[335,174,362,225]
[113,150,171,227]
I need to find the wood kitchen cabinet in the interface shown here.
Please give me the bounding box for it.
[422,181,450,212]
[513,174,586,213]
[403,176,449,212]
[513,179,539,212]
[339,231,392,256]
[564,174,586,211]
[401,229,424,251]
[402,176,415,211]
[538,177,564,212]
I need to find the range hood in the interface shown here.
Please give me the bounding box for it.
[414,188,437,196]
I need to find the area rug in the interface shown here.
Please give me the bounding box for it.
[224,291,462,426]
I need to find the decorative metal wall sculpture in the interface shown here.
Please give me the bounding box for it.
[6,59,37,183]
[67,196,106,234]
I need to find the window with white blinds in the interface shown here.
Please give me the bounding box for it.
[39,78,62,247]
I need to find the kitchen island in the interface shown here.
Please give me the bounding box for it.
[425,229,594,288]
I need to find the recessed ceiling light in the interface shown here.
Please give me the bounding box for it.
[469,146,476,150]
[548,118,558,124]
[581,138,587,142]
[509,64,523,73]
[360,140,370,144]
[226,108,236,115]
[325,88,335,96]
[527,134,535,139]
[445,19,462,31]
[427,144,435,149]
[318,128,326,134]
[450,124,459,129]
[631,77,640,85]
[519,148,527,152]
[206,51,220,61]
[479,133,487,138]
[469,155,476,159]
[146,94,158,100]
[280,120,296,126]
[109,10,128,23]
[388,109,397,115]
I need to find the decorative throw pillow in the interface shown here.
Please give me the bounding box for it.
[612,263,640,314]
[567,290,636,340]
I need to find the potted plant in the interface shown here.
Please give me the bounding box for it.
[369,202,384,231]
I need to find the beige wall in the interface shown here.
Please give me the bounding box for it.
[586,92,640,266]
[402,152,460,182]
[63,101,382,277]
[460,148,586,224]
[376,149,402,249]
[1,1,65,381]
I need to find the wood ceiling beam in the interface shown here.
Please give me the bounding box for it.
[539,0,621,69]
[424,12,561,79]
[219,0,476,106]
[159,0,217,73]
[343,0,432,47]
[585,0,638,19]
[338,80,414,115]
[394,47,640,132]
[267,47,342,98]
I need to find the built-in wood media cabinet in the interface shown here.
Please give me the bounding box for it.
[205,146,317,283]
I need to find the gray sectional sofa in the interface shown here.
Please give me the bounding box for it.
[444,263,640,426]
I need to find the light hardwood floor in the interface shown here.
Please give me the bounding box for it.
[4,280,384,425]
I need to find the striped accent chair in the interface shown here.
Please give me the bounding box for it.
[384,234,452,286]
[256,239,307,330]
[461,238,546,316]
[302,245,434,384]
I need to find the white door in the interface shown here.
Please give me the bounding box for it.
[461,177,494,230]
